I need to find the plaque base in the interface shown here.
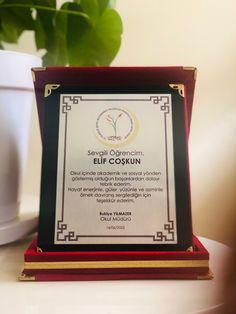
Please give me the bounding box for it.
[19,236,212,281]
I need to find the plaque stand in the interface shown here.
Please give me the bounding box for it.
[19,236,212,281]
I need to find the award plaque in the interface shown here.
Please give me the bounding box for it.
[33,67,195,252]
[19,67,213,281]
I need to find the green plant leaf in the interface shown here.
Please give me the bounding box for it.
[80,0,99,24]
[67,7,122,66]
[98,0,109,14]
[33,0,58,65]
[41,1,92,66]
[0,10,24,43]
[34,0,56,50]
[0,0,34,43]
[65,2,91,65]
[42,1,89,66]
[0,0,122,67]
[52,2,70,65]
[78,0,115,16]
[0,0,34,29]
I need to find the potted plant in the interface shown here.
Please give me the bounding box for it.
[0,0,123,66]
[0,0,123,244]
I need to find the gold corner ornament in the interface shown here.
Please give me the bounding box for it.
[31,67,47,82]
[31,70,36,82]
[169,84,185,97]
[197,271,214,280]
[36,246,43,253]
[18,273,36,281]
[44,84,60,97]
[186,246,193,252]
[183,66,197,80]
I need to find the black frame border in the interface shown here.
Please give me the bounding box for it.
[38,85,193,251]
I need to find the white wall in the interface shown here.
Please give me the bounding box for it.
[5,0,236,245]
[114,1,236,246]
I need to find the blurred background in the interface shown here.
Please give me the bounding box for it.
[4,0,236,246]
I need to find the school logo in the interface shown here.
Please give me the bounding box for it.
[95,108,138,148]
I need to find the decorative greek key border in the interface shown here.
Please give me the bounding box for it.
[55,95,176,243]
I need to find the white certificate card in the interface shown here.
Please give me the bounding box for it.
[54,94,178,245]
